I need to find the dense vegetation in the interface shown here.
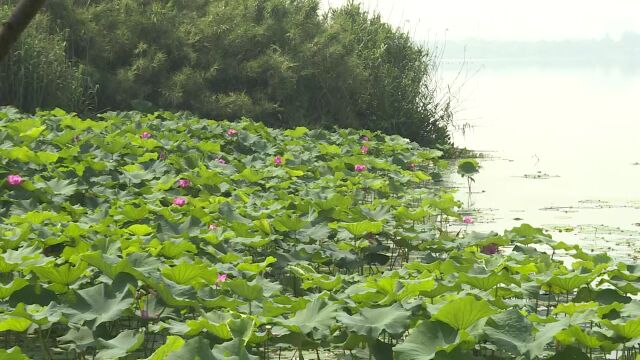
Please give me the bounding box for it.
[1,108,639,359]
[0,0,452,148]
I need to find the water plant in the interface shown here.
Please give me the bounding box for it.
[0,108,637,359]
[457,158,480,207]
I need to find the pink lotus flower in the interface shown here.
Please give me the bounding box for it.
[177,179,190,188]
[217,273,227,283]
[354,164,367,172]
[481,243,499,255]
[140,131,152,139]
[408,163,417,170]
[7,175,23,186]
[172,197,187,207]
[360,145,369,154]
[208,224,218,230]
[226,129,238,136]
[463,215,474,225]
[274,155,283,166]
[360,135,369,142]
[215,157,226,165]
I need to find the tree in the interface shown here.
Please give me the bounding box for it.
[0,0,46,61]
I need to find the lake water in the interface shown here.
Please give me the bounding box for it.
[442,59,640,260]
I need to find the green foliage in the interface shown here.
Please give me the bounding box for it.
[456,158,480,177]
[0,3,91,112]
[0,109,638,359]
[0,0,452,148]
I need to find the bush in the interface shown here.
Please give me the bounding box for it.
[0,0,452,148]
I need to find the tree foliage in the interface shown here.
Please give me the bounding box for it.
[0,0,452,147]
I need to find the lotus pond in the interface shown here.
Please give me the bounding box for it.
[0,108,639,359]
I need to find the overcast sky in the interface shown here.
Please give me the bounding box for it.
[320,0,640,42]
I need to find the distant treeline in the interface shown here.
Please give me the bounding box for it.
[441,33,640,64]
[0,0,452,148]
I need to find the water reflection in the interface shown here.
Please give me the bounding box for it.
[442,60,640,260]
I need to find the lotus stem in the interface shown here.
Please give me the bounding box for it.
[37,327,53,360]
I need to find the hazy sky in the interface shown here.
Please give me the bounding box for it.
[320,0,640,42]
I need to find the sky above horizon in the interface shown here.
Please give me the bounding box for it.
[320,0,640,42]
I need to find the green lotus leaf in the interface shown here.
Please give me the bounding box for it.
[219,203,253,225]
[313,193,353,210]
[197,141,222,153]
[127,224,154,236]
[280,298,339,335]
[319,143,342,155]
[483,308,534,357]
[236,168,265,183]
[95,330,145,360]
[424,193,462,217]
[338,220,383,237]
[161,262,211,286]
[284,127,309,138]
[433,296,497,330]
[395,207,432,222]
[0,278,29,299]
[227,279,263,301]
[166,337,216,360]
[42,178,78,196]
[8,117,41,134]
[0,346,30,360]
[0,317,32,332]
[359,206,391,221]
[233,237,272,248]
[33,261,88,289]
[398,277,437,298]
[159,240,198,258]
[185,318,233,339]
[146,336,186,360]
[504,224,552,244]
[458,272,515,291]
[552,302,598,316]
[68,274,135,329]
[523,318,571,359]
[554,325,602,348]
[285,168,305,177]
[36,151,59,164]
[295,224,332,243]
[546,273,594,293]
[606,278,640,295]
[253,219,272,235]
[199,294,245,310]
[137,152,159,162]
[211,338,259,360]
[8,211,70,225]
[57,326,96,353]
[122,167,155,183]
[8,284,59,306]
[547,346,590,360]
[337,303,410,338]
[273,215,309,232]
[393,320,459,360]
[302,274,343,291]
[2,146,37,162]
[601,317,640,339]
[456,159,479,177]
[236,256,276,274]
[60,115,106,131]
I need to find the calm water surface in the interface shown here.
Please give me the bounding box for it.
[442,60,640,259]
